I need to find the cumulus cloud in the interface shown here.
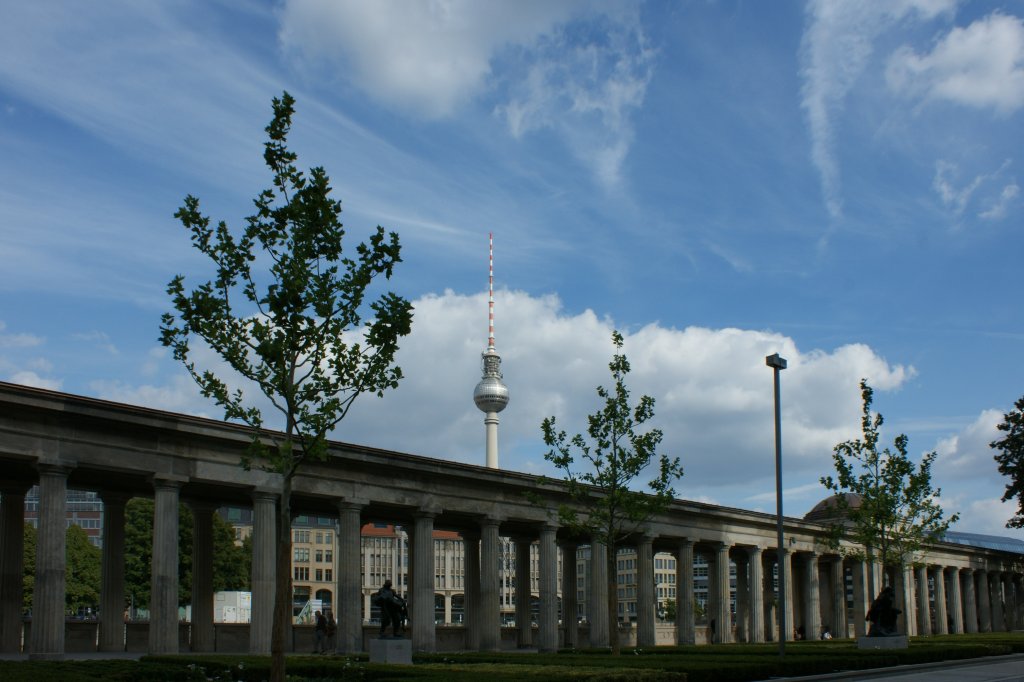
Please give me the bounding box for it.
[278,1,653,187]
[279,0,582,118]
[930,406,1024,538]
[94,289,910,497]
[799,0,955,217]
[887,12,1024,115]
[9,371,62,391]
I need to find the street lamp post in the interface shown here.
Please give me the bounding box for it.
[766,352,787,658]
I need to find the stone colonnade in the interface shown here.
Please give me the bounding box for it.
[4,470,1024,658]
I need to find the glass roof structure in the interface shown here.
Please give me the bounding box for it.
[942,530,1024,555]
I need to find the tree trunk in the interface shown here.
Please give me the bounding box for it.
[270,477,293,682]
[606,547,620,655]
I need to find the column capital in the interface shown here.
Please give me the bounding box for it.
[36,462,73,477]
[251,489,279,504]
[151,474,186,490]
[337,498,367,513]
[96,490,132,506]
[185,499,220,514]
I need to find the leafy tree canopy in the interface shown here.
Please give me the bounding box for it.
[541,330,683,653]
[991,395,1024,528]
[821,379,958,570]
[159,91,412,681]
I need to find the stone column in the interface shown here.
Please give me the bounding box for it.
[894,565,914,636]
[0,484,29,653]
[962,569,978,633]
[915,564,930,636]
[249,491,277,654]
[734,551,749,642]
[803,553,820,641]
[781,549,794,641]
[149,478,182,655]
[538,524,559,653]
[31,464,70,660]
[1007,575,1017,631]
[933,567,948,635]
[463,531,480,650]
[188,502,216,653]
[1011,573,1019,626]
[976,570,992,633]
[412,511,437,652]
[514,536,532,648]
[947,568,963,634]
[991,572,1005,632]
[589,541,609,647]
[478,517,500,651]
[711,542,731,643]
[851,561,870,637]
[98,493,129,652]
[830,557,846,639]
[560,540,579,649]
[636,536,655,647]
[747,547,765,643]
[676,539,695,645]
[336,501,363,654]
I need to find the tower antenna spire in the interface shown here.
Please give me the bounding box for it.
[473,231,509,469]
[488,231,495,351]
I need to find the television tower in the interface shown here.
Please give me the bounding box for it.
[473,232,509,469]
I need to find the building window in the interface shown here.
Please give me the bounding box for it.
[315,549,323,562]
[325,569,333,581]
[294,567,310,581]
[315,569,323,581]
[325,550,333,562]
[294,548,310,562]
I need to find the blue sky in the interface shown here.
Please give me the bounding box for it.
[1,1,1022,540]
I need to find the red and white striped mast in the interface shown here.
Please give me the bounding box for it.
[473,232,509,468]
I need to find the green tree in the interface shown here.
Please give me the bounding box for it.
[160,92,412,681]
[541,330,683,654]
[22,523,35,613]
[65,525,101,614]
[820,379,958,578]
[991,396,1024,528]
[21,523,103,615]
[124,498,251,611]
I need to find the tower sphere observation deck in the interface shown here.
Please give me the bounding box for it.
[474,350,509,413]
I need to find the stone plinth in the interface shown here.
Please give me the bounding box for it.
[370,637,412,664]
[857,635,908,649]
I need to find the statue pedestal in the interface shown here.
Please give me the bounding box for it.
[369,637,412,664]
[857,635,908,649]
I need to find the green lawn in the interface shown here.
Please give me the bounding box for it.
[1,633,1021,681]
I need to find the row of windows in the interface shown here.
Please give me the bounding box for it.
[293,530,335,544]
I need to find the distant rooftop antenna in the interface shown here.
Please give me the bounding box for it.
[473,232,509,469]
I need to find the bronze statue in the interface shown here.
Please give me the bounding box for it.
[866,585,901,636]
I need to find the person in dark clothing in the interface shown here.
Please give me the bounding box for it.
[313,609,328,653]
[374,579,403,638]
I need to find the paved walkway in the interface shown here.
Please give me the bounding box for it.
[761,653,1024,682]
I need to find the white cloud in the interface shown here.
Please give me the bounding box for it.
[799,0,956,217]
[278,1,653,188]
[933,159,1018,222]
[278,0,584,118]
[931,407,1024,539]
[0,321,43,348]
[887,12,1024,115]
[979,182,1020,220]
[9,371,62,391]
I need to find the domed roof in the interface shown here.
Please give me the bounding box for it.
[804,493,862,523]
